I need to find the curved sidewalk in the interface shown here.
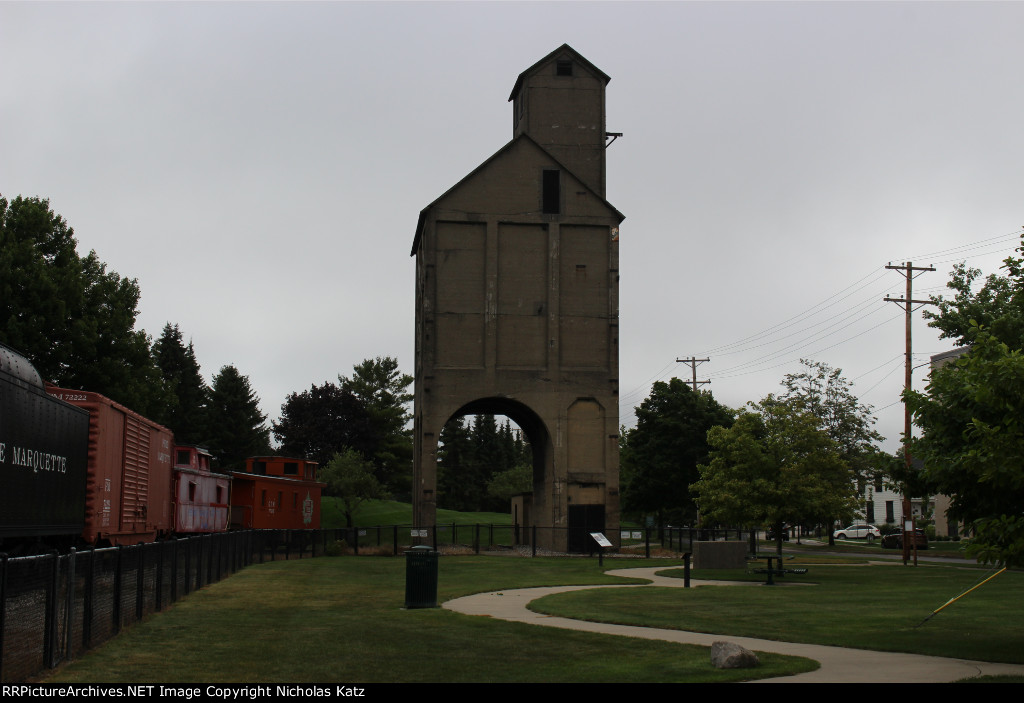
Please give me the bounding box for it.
[442,567,1024,683]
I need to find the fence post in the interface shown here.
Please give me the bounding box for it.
[432,525,438,551]
[393,525,398,556]
[171,539,179,603]
[44,551,59,668]
[184,538,192,596]
[84,548,95,648]
[156,542,164,611]
[645,527,651,559]
[0,553,6,682]
[136,544,145,621]
[215,534,223,577]
[194,536,203,591]
[113,546,123,634]
[206,534,214,580]
[65,548,76,663]
[532,525,537,557]
[474,524,480,555]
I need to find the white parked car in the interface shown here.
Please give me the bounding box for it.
[833,524,882,542]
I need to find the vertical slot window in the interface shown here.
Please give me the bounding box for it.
[542,169,561,214]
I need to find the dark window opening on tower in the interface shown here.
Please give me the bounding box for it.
[556,60,573,76]
[542,170,561,214]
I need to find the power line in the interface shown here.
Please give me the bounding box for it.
[619,227,1022,420]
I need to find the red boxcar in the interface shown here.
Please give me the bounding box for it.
[230,456,324,530]
[172,445,232,533]
[48,387,174,545]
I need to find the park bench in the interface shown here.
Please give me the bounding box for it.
[747,555,808,584]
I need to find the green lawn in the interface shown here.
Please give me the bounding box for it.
[531,560,1023,664]
[321,497,513,529]
[43,556,816,683]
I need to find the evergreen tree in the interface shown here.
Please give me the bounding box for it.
[338,357,413,496]
[437,415,533,512]
[152,323,209,443]
[206,365,271,470]
[437,416,478,512]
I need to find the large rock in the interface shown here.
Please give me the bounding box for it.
[710,641,760,669]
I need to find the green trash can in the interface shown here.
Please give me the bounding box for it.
[404,545,438,608]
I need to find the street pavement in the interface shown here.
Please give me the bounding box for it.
[442,566,1024,683]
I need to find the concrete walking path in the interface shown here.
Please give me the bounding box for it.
[442,567,1024,683]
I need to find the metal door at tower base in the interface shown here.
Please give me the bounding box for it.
[567,504,605,554]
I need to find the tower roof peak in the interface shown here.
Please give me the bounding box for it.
[508,43,611,102]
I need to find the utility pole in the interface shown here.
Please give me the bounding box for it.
[884,261,935,567]
[675,357,710,392]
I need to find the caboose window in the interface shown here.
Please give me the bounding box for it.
[188,482,196,502]
[176,450,191,466]
[284,462,298,475]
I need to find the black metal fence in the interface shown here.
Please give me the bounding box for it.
[1,524,747,682]
[325,523,745,557]
[0,529,329,683]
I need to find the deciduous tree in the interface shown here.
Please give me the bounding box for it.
[780,359,884,542]
[906,325,1024,567]
[924,242,1024,349]
[0,195,163,414]
[905,239,1024,567]
[620,379,734,527]
[320,449,387,528]
[272,381,374,467]
[692,396,857,555]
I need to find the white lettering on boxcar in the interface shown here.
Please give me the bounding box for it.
[7,444,68,473]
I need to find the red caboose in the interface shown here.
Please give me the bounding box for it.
[48,386,174,545]
[229,456,324,530]
[172,445,231,533]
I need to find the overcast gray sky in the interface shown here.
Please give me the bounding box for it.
[3,1,1023,454]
